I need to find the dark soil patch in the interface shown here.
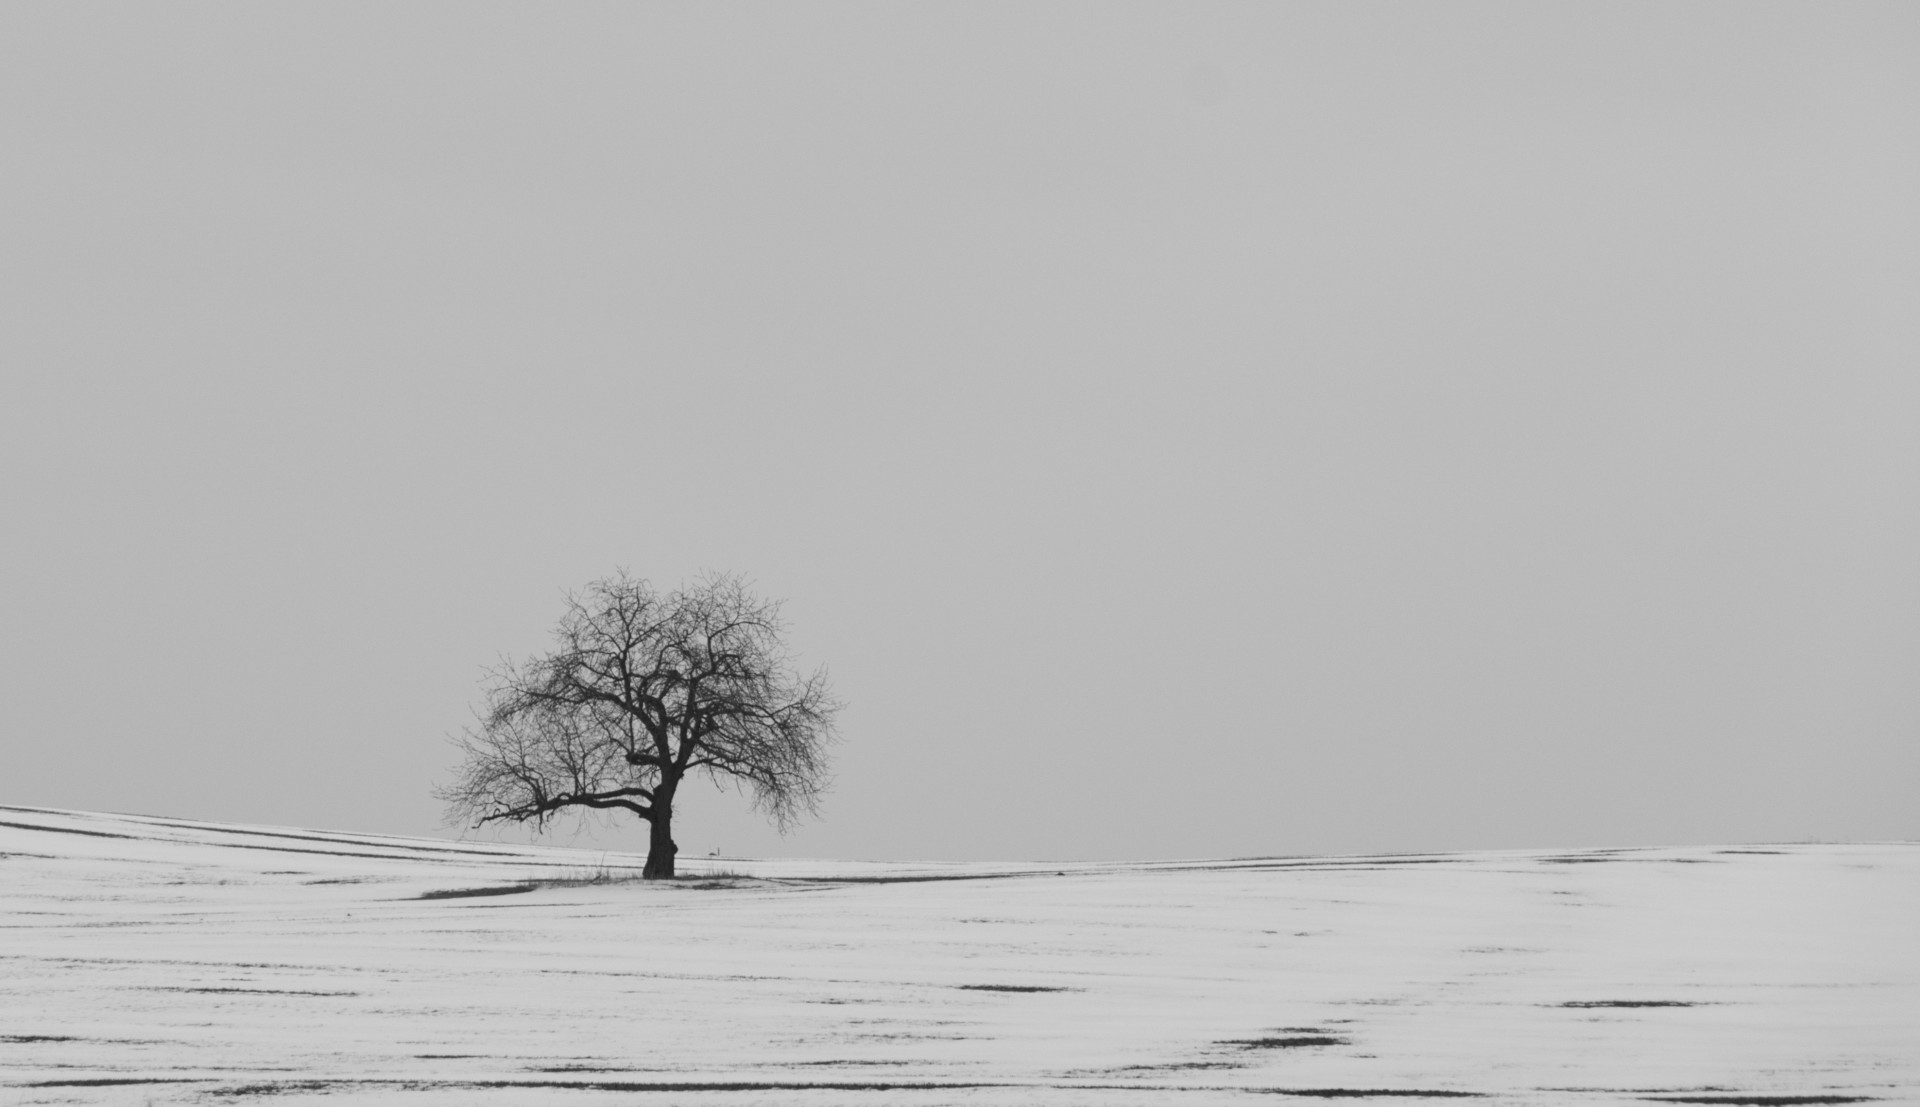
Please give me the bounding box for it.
[1227,1036,1348,1049]
[2,1034,80,1042]
[153,986,358,997]
[0,818,136,840]
[213,1080,1014,1095]
[418,883,537,900]
[794,872,1029,885]
[204,1078,1493,1099]
[156,820,568,862]
[478,1080,1011,1092]
[1542,856,1718,866]
[1216,857,1466,872]
[530,1066,654,1073]
[1643,1098,1874,1105]
[1256,1090,1485,1099]
[28,1078,204,1088]
[0,810,500,864]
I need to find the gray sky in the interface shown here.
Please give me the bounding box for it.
[3,3,1916,861]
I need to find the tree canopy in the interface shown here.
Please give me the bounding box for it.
[438,571,839,878]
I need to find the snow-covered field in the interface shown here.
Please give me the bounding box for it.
[1,806,1913,1106]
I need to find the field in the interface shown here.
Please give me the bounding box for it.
[2,805,1914,1106]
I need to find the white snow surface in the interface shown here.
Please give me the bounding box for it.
[1,806,1914,1107]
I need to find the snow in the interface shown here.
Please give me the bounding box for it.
[2,805,1914,1106]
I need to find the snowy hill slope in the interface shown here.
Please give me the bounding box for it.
[1,805,1914,1106]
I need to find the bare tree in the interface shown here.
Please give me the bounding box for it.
[437,571,839,878]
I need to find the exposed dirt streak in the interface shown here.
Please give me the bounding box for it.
[528,1066,662,1073]
[200,1078,1495,1097]
[533,965,905,988]
[0,807,575,861]
[1253,1091,1486,1099]
[0,819,138,840]
[1231,859,1465,870]
[173,824,549,854]
[131,839,565,864]
[204,1081,341,1096]
[418,884,537,900]
[1,1034,80,1042]
[1642,1098,1875,1105]
[205,1079,1022,1095]
[788,872,1045,885]
[784,858,1486,884]
[1536,1088,1739,1094]
[146,986,360,996]
[24,1077,206,1088]
[0,813,613,868]
[0,828,523,865]
[0,954,362,974]
[1542,857,1722,865]
[1224,854,1462,866]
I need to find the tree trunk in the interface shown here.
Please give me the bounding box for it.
[643,786,678,879]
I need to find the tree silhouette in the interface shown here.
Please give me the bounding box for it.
[439,571,839,878]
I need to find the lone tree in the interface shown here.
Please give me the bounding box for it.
[438,571,839,879]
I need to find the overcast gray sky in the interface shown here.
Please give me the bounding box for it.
[2,3,1915,861]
